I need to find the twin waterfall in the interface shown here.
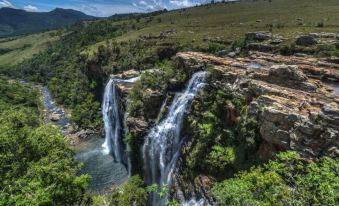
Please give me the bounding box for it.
[102,72,207,206]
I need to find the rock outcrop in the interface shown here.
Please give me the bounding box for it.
[176,51,339,160]
[246,31,272,41]
[296,35,318,46]
[171,50,339,204]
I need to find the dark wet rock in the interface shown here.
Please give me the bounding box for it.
[296,35,318,46]
[127,117,149,141]
[143,89,164,120]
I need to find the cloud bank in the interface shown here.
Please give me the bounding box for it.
[24,5,39,12]
[0,0,14,8]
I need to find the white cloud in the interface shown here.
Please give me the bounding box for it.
[169,0,196,7]
[0,0,14,8]
[133,0,166,11]
[72,3,141,17]
[24,5,39,12]
[132,0,213,11]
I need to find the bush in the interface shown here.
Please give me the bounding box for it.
[185,87,260,178]
[93,176,148,206]
[206,146,236,171]
[212,151,339,206]
[0,79,89,205]
[316,22,324,27]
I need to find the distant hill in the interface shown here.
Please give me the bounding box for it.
[0,7,96,37]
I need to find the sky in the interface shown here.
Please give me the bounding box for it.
[0,0,217,17]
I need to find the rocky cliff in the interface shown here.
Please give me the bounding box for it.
[101,39,339,204]
[172,50,338,204]
[177,51,338,160]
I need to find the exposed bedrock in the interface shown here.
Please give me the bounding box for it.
[177,51,339,160]
[172,51,339,204]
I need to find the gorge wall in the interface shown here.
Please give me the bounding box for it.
[102,45,338,205]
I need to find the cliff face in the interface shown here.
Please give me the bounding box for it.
[173,51,338,203]
[106,49,339,204]
[178,51,338,160]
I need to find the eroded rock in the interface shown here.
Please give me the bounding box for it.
[296,35,318,46]
[176,51,339,160]
[246,31,272,41]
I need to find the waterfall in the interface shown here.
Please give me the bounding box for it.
[142,71,207,206]
[102,76,139,164]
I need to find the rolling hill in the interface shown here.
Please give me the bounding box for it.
[0,7,95,37]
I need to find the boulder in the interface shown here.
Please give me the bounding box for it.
[269,64,308,83]
[50,113,61,121]
[246,31,272,41]
[296,35,318,46]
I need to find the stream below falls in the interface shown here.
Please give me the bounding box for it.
[40,86,128,193]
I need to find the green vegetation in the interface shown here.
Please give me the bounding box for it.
[183,85,260,179]
[0,0,338,129]
[93,176,148,206]
[0,32,59,67]
[0,77,90,205]
[127,60,186,118]
[93,175,178,206]
[0,0,338,204]
[212,151,339,206]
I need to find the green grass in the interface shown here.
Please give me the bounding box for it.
[1,0,339,65]
[84,0,339,55]
[0,31,59,67]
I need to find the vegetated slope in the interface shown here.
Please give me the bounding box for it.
[0,0,338,205]
[0,31,59,68]
[85,0,339,54]
[0,7,95,37]
[0,76,89,205]
[1,0,339,129]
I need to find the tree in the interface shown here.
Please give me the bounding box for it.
[212,151,339,206]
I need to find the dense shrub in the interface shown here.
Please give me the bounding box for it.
[0,78,90,205]
[185,86,260,178]
[212,151,339,206]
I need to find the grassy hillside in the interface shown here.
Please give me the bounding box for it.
[84,0,339,54]
[1,0,339,67]
[0,31,59,67]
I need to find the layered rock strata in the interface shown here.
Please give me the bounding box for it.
[177,51,339,160]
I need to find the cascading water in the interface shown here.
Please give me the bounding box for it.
[142,71,207,206]
[102,77,139,163]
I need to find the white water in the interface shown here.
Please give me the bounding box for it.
[182,198,207,206]
[102,77,139,163]
[142,72,207,206]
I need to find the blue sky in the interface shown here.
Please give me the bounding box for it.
[0,0,215,17]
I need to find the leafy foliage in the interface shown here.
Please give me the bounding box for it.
[185,86,260,178]
[0,77,90,205]
[212,151,339,206]
[93,176,148,206]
